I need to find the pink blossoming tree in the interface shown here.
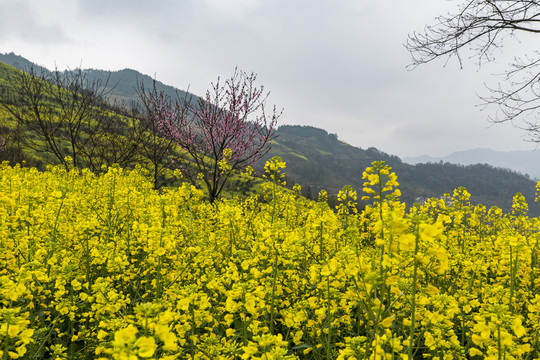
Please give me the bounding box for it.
[141,69,281,203]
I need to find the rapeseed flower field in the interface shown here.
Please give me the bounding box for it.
[1,157,540,359]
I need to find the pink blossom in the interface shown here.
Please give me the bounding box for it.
[141,68,281,202]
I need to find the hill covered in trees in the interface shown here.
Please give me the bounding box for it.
[263,125,540,214]
[1,53,539,215]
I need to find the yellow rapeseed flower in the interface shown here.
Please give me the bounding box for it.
[135,336,157,358]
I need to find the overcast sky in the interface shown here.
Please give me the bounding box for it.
[1,0,538,157]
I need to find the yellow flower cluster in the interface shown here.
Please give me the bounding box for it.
[263,156,286,185]
[218,149,233,175]
[1,159,540,359]
[361,161,400,202]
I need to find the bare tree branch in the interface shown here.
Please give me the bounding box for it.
[407,0,540,141]
[0,64,117,168]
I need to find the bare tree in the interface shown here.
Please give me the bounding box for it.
[406,1,540,140]
[0,65,113,168]
[77,102,145,172]
[0,122,26,165]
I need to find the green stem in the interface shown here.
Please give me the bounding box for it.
[229,220,235,258]
[271,181,276,224]
[509,246,514,313]
[326,274,332,360]
[319,222,325,262]
[408,223,420,360]
[498,325,502,360]
[531,247,537,299]
[269,251,278,335]
[191,303,196,359]
[188,188,195,244]
[69,287,74,359]
[47,197,65,278]
[3,324,9,360]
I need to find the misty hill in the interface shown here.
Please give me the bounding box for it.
[2,53,539,214]
[78,68,194,106]
[0,52,194,107]
[264,125,540,215]
[0,52,49,74]
[403,148,540,180]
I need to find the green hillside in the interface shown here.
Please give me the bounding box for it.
[262,125,540,215]
[2,53,539,215]
[0,60,183,187]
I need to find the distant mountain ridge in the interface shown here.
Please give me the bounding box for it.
[0,52,194,107]
[0,52,48,73]
[403,148,540,180]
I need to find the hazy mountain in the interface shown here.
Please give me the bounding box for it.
[0,52,195,108]
[0,52,49,74]
[79,68,194,106]
[403,148,540,180]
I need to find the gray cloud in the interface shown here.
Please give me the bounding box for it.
[0,0,70,44]
[1,0,536,158]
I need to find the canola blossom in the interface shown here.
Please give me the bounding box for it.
[1,159,540,359]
